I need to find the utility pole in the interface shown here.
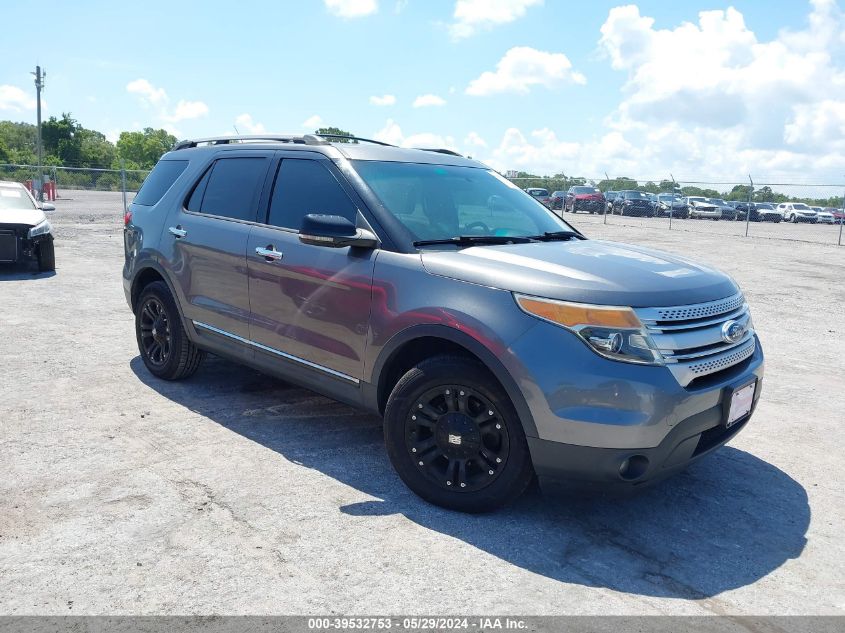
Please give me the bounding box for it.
[746,175,753,238]
[839,177,844,246]
[31,65,46,202]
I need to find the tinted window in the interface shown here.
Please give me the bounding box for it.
[134,160,188,206]
[267,159,357,229]
[186,167,212,212]
[198,158,267,221]
[353,161,572,242]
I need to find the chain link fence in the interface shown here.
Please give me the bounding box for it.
[508,175,845,246]
[2,163,842,245]
[0,163,150,196]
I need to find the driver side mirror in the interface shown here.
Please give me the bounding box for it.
[298,214,378,249]
[40,202,56,212]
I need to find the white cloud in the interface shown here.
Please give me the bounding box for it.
[0,85,36,112]
[126,79,167,107]
[369,94,396,106]
[324,0,377,18]
[466,47,586,96]
[127,79,208,125]
[464,131,488,148]
[235,113,266,134]
[590,0,845,180]
[374,119,457,151]
[412,94,446,108]
[302,114,324,129]
[165,100,209,122]
[450,0,543,39]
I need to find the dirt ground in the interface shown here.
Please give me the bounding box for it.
[1,190,843,615]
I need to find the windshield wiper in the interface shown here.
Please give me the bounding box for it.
[413,235,535,248]
[524,230,586,242]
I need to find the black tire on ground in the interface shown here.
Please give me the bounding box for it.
[37,240,55,272]
[135,280,204,380]
[384,355,535,513]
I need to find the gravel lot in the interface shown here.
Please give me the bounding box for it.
[1,190,843,615]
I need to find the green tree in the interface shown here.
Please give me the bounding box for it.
[116,128,177,169]
[78,129,116,168]
[0,121,38,164]
[315,126,356,143]
[42,113,82,165]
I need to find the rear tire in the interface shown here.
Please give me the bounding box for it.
[384,356,534,513]
[37,240,55,272]
[135,281,204,380]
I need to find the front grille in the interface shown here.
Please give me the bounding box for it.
[636,292,755,387]
[0,231,18,263]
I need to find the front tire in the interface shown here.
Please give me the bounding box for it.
[37,239,55,272]
[384,356,534,513]
[135,281,204,380]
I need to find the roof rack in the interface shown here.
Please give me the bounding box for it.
[309,134,395,147]
[416,148,463,157]
[172,133,396,151]
[172,135,317,150]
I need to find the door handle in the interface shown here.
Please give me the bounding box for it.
[255,245,284,261]
[169,226,187,238]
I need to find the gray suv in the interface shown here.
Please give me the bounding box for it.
[124,134,764,512]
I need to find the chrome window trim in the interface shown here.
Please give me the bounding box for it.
[192,320,360,385]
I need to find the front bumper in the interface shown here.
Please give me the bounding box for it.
[503,321,764,486]
[528,387,760,489]
[0,226,52,264]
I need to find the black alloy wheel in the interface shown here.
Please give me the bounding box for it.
[139,296,171,367]
[405,385,509,493]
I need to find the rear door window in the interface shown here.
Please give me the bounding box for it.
[194,157,268,221]
[134,160,188,206]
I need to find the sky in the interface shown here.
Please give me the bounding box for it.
[1,0,844,184]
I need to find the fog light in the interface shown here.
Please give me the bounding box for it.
[619,454,649,480]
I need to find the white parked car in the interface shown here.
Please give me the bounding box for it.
[0,181,56,271]
[777,202,818,223]
[812,207,835,224]
[684,196,722,220]
[754,203,784,223]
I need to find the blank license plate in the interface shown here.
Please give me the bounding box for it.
[727,381,755,428]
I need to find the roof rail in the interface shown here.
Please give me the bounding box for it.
[172,134,319,151]
[310,133,395,147]
[416,148,463,157]
[172,133,396,151]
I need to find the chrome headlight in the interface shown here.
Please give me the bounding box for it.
[28,219,52,238]
[515,294,664,365]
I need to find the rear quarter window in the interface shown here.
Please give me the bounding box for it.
[134,160,189,206]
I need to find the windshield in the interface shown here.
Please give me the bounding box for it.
[793,203,811,210]
[688,197,707,203]
[757,204,773,209]
[0,186,38,212]
[527,189,549,197]
[572,186,599,194]
[623,191,648,199]
[353,161,572,243]
[709,199,727,205]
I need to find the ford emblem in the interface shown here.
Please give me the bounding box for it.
[721,320,745,344]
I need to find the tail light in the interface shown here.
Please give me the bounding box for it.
[124,210,132,226]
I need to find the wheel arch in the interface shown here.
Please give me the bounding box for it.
[130,263,191,335]
[370,325,538,438]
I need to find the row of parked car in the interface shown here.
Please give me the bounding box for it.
[525,187,845,224]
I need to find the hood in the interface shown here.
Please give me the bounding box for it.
[0,207,46,227]
[420,239,738,307]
